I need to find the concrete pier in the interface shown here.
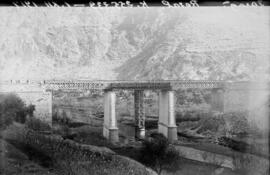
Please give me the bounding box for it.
[103,91,119,143]
[158,90,177,142]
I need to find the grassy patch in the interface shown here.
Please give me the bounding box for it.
[0,138,56,175]
[3,124,155,175]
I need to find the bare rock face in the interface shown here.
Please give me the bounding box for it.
[0,7,269,81]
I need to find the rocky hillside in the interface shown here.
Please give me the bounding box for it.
[0,7,269,81]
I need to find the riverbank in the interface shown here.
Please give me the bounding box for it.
[1,123,156,175]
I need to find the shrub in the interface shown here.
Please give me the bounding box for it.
[197,114,226,134]
[217,136,251,152]
[184,111,255,138]
[0,93,35,129]
[209,111,253,137]
[140,133,179,175]
[26,117,51,131]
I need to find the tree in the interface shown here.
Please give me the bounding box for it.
[0,93,36,129]
[140,133,179,175]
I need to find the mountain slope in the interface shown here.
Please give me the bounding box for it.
[0,7,269,81]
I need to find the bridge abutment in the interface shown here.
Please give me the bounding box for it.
[158,90,178,142]
[103,91,119,143]
[134,90,145,139]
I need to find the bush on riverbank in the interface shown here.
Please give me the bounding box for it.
[140,133,180,175]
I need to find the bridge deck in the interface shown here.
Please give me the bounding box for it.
[1,80,268,91]
[45,80,228,90]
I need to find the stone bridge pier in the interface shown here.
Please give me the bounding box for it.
[103,90,119,143]
[158,90,177,142]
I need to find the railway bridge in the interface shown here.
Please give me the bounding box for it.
[0,80,268,142]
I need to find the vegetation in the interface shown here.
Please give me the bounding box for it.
[178,110,262,137]
[3,124,156,175]
[26,117,51,132]
[0,94,156,175]
[140,133,180,175]
[0,93,35,129]
[1,86,268,174]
